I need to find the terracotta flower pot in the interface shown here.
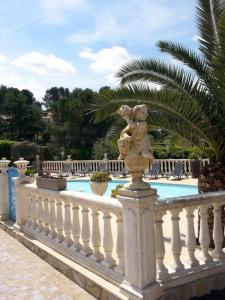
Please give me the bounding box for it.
[90,181,108,196]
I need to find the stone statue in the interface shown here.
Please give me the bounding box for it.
[117,104,154,189]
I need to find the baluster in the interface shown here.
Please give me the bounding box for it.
[115,212,124,274]
[199,204,213,263]
[91,207,103,261]
[37,195,44,232]
[32,195,38,229]
[81,205,92,256]
[212,202,224,259]
[48,198,57,239]
[26,193,33,227]
[188,160,191,174]
[155,211,169,280]
[72,203,82,251]
[43,196,50,236]
[56,198,64,243]
[185,207,199,267]
[170,208,184,271]
[63,198,73,247]
[102,209,116,268]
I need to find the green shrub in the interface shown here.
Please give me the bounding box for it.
[90,171,112,182]
[111,184,123,198]
[25,169,35,176]
[0,140,16,159]
[10,142,37,162]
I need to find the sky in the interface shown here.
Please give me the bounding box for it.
[0,0,198,101]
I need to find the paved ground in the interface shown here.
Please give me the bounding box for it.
[0,228,96,300]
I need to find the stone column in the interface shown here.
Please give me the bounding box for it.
[0,158,11,221]
[117,186,161,300]
[13,158,30,232]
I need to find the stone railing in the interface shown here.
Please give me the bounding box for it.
[155,191,225,289]
[13,181,225,299]
[16,184,125,283]
[1,157,225,300]
[41,158,209,175]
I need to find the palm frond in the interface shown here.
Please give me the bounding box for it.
[157,40,210,83]
[196,0,218,64]
[92,84,213,143]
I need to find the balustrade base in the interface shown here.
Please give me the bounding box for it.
[13,223,23,232]
[22,224,123,284]
[0,213,9,221]
[120,281,162,300]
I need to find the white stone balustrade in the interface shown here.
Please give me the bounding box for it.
[155,191,225,283]
[19,184,125,286]
[12,177,225,300]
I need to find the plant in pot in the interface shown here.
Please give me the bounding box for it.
[24,168,36,183]
[90,171,112,196]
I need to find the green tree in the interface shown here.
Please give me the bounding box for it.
[2,87,43,141]
[43,87,70,110]
[45,87,114,159]
[93,0,225,191]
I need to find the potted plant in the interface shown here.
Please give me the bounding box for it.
[90,171,111,196]
[23,168,36,184]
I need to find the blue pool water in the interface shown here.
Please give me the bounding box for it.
[67,180,198,199]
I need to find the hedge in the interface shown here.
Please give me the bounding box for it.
[0,140,16,160]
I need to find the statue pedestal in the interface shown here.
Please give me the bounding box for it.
[117,186,161,300]
[124,153,150,190]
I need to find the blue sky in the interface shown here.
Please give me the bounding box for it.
[0,0,197,100]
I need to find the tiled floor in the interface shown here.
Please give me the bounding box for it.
[0,229,96,300]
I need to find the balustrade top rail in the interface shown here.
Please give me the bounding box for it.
[156,190,225,211]
[24,183,122,213]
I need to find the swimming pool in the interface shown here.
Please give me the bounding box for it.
[67,180,198,199]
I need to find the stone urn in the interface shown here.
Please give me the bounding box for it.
[124,153,150,190]
[90,181,108,196]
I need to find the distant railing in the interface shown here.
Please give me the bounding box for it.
[42,158,209,175]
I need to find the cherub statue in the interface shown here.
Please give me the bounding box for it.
[117,104,154,162]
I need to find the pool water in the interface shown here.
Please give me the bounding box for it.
[67,180,198,199]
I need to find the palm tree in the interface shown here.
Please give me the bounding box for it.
[92,0,225,192]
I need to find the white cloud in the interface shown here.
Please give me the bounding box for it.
[12,51,76,75]
[42,0,87,24]
[79,46,133,84]
[69,0,190,45]
[0,51,78,101]
[0,74,45,100]
[0,54,8,64]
